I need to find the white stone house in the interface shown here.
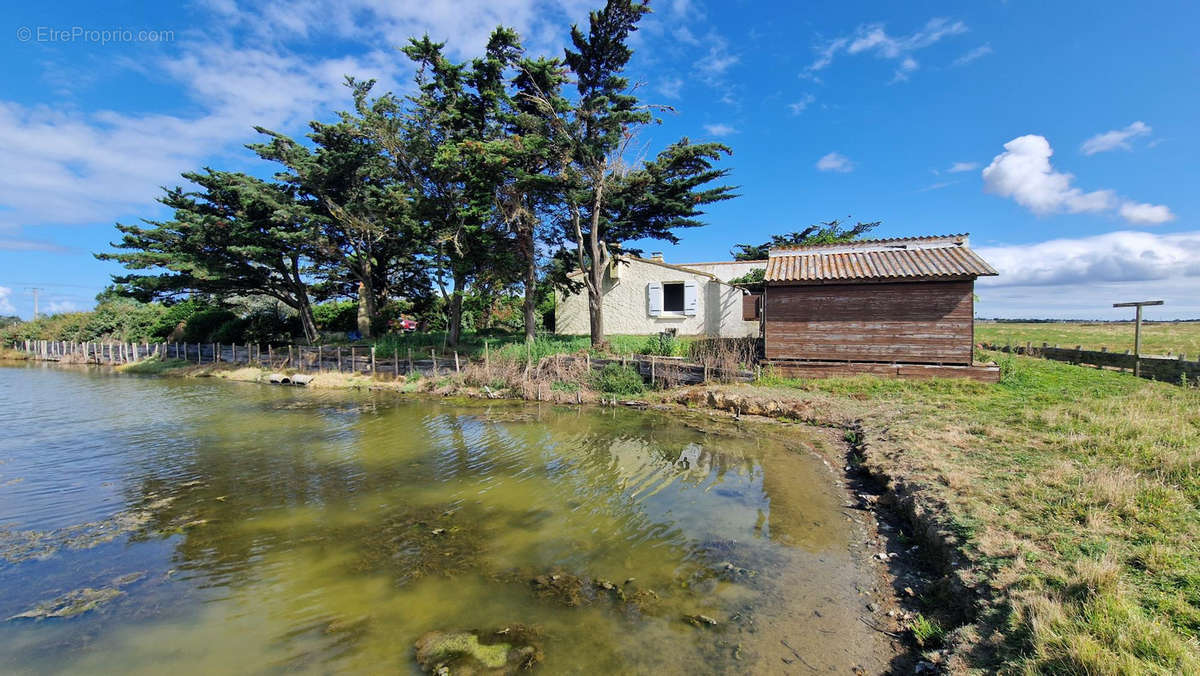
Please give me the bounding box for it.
[554,254,765,337]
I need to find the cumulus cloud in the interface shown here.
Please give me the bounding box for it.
[0,286,14,315]
[952,44,992,66]
[816,152,854,173]
[1119,202,1175,225]
[983,135,1115,214]
[806,17,967,81]
[703,123,737,137]
[982,134,1173,224]
[1081,121,1152,155]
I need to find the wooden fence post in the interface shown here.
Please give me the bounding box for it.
[454,351,460,374]
[371,346,377,375]
[393,347,399,378]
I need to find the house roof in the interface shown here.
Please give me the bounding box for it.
[765,234,998,285]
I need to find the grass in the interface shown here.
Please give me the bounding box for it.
[117,357,191,374]
[370,331,696,360]
[750,353,1200,673]
[977,321,1200,357]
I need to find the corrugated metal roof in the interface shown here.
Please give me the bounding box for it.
[765,235,998,284]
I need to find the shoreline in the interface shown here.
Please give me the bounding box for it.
[4,356,969,673]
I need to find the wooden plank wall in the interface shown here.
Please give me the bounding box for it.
[764,280,974,364]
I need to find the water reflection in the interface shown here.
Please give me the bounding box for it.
[0,365,885,674]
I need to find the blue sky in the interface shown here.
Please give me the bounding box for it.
[1,0,1197,320]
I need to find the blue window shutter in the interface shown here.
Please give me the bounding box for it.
[647,282,663,316]
[683,281,698,316]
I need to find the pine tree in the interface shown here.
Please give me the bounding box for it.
[97,170,322,341]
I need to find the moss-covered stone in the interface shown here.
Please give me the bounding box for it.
[414,626,542,675]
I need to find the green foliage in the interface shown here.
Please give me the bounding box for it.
[590,363,645,395]
[0,315,22,328]
[181,308,238,343]
[727,268,765,291]
[909,614,946,647]
[312,300,359,332]
[640,332,678,357]
[730,219,881,260]
[149,300,207,339]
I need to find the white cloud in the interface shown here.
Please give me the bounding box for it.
[0,238,71,252]
[0,287,14,315]
[890,56,919,83]
[1119,201,1175,225]
[952,44,992,66]
[0,0,588,237]
[45,300,82,315]
[947,161,979,173]
[807,17,966,80]
[977,231,1200,289]
[816,152,854,173]
[974,231,1200,319]
[982,134,1173,225]
[703,123,737,137]
[983,135,1116,214]
[658,77,683,99]
[920,180,957,192]
[787,94,815,115]
[1081,121,1152,155]
[697,36,738,78]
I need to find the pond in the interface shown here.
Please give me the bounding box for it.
[0,364,890,674]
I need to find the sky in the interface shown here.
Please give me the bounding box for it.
[1,0,1197,320]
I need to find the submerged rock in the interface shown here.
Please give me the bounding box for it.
[414,625,542,675]
[8,587,123,620]
[7,570,146,621]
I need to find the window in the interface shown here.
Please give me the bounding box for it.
[663,282,685,313]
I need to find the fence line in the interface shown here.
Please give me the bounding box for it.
[9,340,756,386]
[982,342,1199,386]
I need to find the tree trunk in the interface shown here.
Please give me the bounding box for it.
[588,291,604,346]
[298,297,319,344]
[520,224,537,342]
[356,283,372,339]
[447,290,464,347]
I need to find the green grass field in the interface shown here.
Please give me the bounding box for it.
[977,321,1200,357]
[750,353,1200,673]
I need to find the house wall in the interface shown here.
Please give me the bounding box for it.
[555,259,759,337]
[678,260,766,283]
[764,280,975,364]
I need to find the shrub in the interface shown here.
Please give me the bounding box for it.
[590,363,645,395]
[181,308,238,343]
[640,332,678,357]
[312,300,359,332]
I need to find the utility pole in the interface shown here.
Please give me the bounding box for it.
[25,287,43,320]
[1113,300,1164,377]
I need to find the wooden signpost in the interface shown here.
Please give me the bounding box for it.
[1113,300,1164,377]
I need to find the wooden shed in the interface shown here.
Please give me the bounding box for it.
[760,234,1000,381]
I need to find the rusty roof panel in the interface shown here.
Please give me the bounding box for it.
[765,237,998,284]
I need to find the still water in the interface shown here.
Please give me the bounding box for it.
[0,365,887,674]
